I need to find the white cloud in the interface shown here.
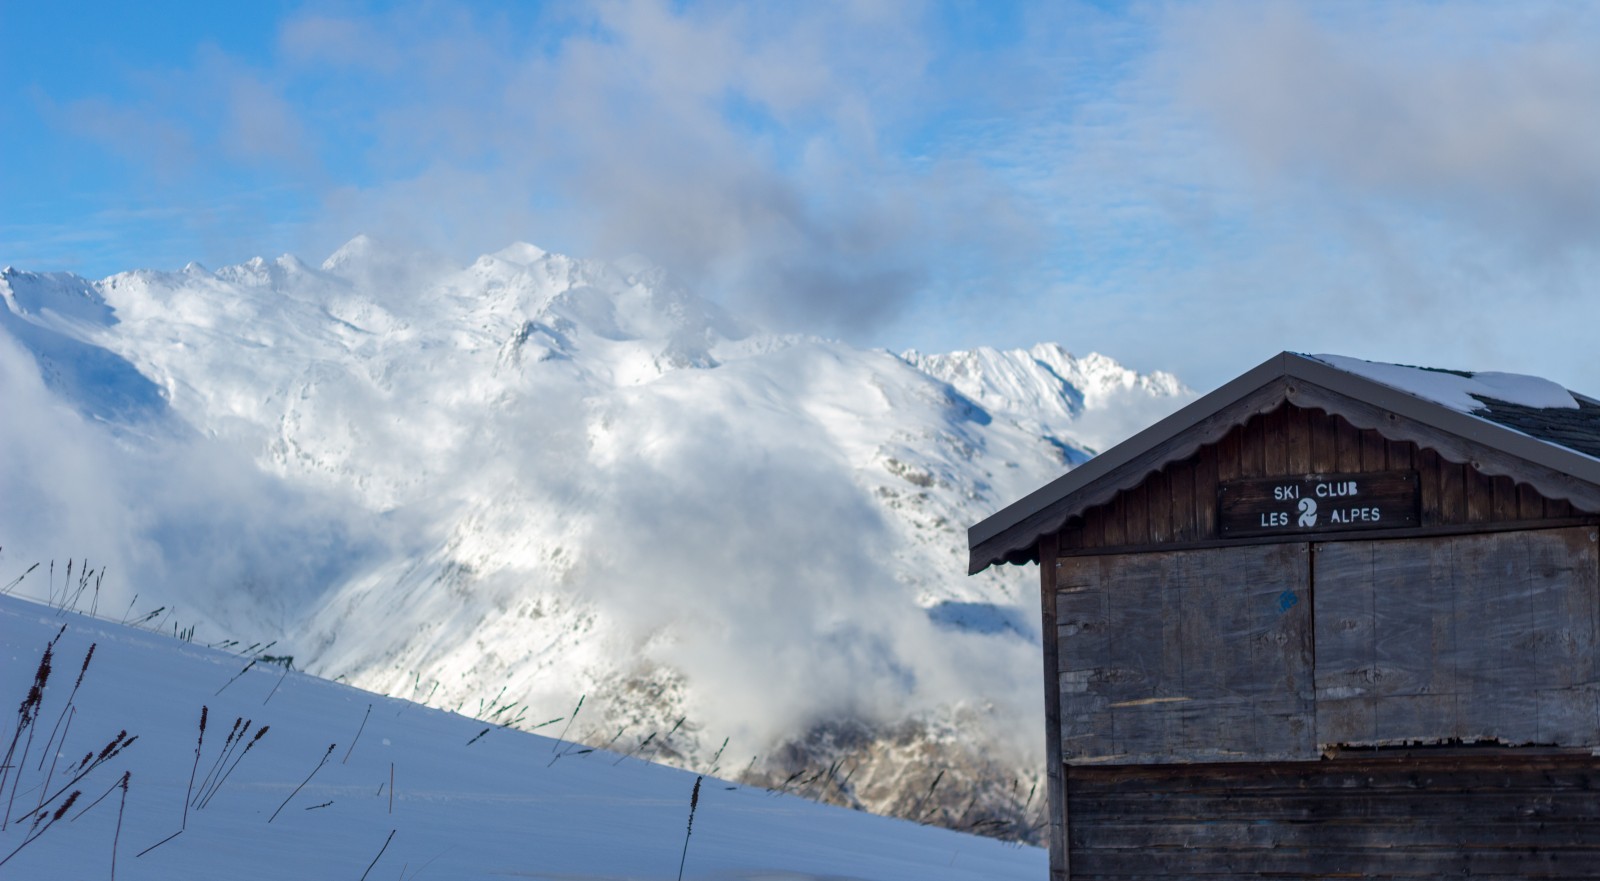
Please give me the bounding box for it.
[34,1,1041,344]
[945,1,1600,390]
[1166,2,1600,253]
[0,326,382,639]
[24,0,1600,392]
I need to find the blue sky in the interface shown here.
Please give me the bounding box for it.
[6,1,1600,391]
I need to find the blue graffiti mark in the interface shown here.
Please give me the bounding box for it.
[1278,590,1299,613]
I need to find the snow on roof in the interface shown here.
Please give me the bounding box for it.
[1312,354,1578,413]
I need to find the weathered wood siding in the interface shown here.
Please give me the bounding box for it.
[1038,533,1069,881]
[1056,546,1314,764]
[1056,527,1600,763]
[1040,401,1600,879]
[1315,526,1600,749]
[1067,755,1600,879]
[1058,404,1581,553]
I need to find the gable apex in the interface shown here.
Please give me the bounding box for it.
[968,352,1600,574]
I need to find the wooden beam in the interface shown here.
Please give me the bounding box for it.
[1054,516,1600,559]
[1067,754,1600,878]
[1040,532,1068,881]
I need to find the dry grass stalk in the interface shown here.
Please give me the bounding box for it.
[0,790,78,868]
[1,562,41,596]
[268,742,335,822]
[358,829,396,881]
[600,725,628,752]
[551,695,584,753]
[612,731,657,766]
[192,716,243,806]
[261,656,294,705]
[36,644,94,773]
[675,775,703,881]
[38,706,74,811]
[706,737,729,776]
[1,627,63,831]
[35,730,135,814]
[342,704,372,764]
[111,772,129,880]
[214,660,258,696]
[911,769,945,823]
[198,725,269,810]
[135,829,182,858]
[183,706,207,828]
[525,715,563,732]
[68,769,128,822]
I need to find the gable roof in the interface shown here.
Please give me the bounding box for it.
[968,351,1600,574]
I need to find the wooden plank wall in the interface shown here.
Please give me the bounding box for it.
[1056,546,1314,765]
[1315,526,1600,749]
[1044,405,1600,880]
[1059,404,1580,553]
[1067,755,1600,880]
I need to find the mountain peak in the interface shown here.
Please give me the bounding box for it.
[0,268,114,326]
[214,253,316,289]
[490,242,548,266]
[319,233,384,273]
[0,240,1196,848]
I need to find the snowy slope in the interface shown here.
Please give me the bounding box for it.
[904,344,1187,456]
[0,241,1194,840]
[0,593,1046,879]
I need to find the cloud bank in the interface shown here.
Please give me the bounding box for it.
[1021,1,1600,387]
[19,1,1600,393]
[0,328,381,639]
[37,2,1036,344]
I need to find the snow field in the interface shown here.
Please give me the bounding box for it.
[0,594,1044,880]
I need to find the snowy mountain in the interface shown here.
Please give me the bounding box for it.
[0,240,1193,842]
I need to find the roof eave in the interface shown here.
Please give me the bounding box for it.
[967,352,1600,574]
[967,352,1299,573]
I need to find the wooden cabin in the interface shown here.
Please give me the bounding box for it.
[969,352,1600,880]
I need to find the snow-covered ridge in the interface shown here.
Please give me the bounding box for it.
[0,237,1193,843]
[904,343,1191,455]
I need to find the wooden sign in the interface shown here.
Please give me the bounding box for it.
[1218,471,1419,538]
